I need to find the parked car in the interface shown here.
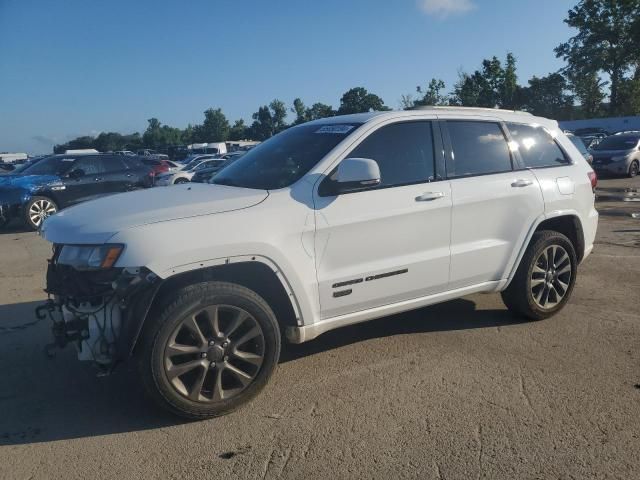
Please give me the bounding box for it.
[39,108,598,419]
[566,133,593,164]
[0,154,153,230]
[140,158,180,177]
[155,157,224,185]
[590,131,640,177]
[190,154,245,183]
[114,150,136,156]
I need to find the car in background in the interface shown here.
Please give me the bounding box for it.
[590,131,640,177]
[114,150,136,156]
[140,158,181,177]
[154,157,226,185]
[0,154,154,230]
[190,152,246,183]
[566,133,593,164]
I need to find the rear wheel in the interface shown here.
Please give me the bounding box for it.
[501,231,577,320]
[174,177,189,184]
[138,281,281,419]
[24,196,57,230]
[629,160,639,178]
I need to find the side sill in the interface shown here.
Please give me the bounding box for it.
[286,281,501,344]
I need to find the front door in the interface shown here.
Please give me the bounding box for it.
[313,120,452,320]
[59,156,107,206]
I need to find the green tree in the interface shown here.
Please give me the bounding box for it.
[414,78,448,106]
[269,99,288,133]
[193,108,230,142]
[567,69,606,118]
[338,87,389,114]
[53,135,95,153]
[306,102,334,120]
[555,0,640,114]
[228,119,248,140]
[142,118,163,149]
[521,73,574,119]
[249,100,289,140]
[292,98,308,124]
[451,71,484,106]
[501,53,519,109]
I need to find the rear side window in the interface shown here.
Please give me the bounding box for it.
[507,123,570,168]
[347,121,435,188]
[446,121,512,177]
[101,156,128,172]
[72,156,105,175]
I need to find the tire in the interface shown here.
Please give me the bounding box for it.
[138,281,281,419]
[629,160,639,178]
[24,196,58,231]
[174,177,189,184]
[501,231,577,321]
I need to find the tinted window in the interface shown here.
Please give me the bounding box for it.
[447,121,512,177]
[593,135,640,151]
[507,123,569,168]
[213,123,362,190]
[72,156,105,175]
[346,121,435,188]
[101,156,128,172]
[20,156,74,175]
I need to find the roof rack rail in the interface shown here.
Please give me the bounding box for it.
[414,106,533,116]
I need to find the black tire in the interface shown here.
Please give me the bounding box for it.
[138,281,281,419]
[174,177,189,184]
[24,196,58,231]
[501,230,577,321]
[629,160,639,178]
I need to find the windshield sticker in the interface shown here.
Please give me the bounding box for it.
[315,125,355,134]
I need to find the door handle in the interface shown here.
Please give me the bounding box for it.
[511,179,533,188]
[94,177,103,181]
[415,191,445,202]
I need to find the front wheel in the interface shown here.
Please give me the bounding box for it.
[174,177,189,184]
[629,160,639,178]
[138,281,281,419]
[24,196,58,230]
[501,231,577,320]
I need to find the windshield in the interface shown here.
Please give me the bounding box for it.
[20,156,74,176]
[213,123,362,189]
[593,135,639,151]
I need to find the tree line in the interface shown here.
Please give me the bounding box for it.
[54,0,640,154]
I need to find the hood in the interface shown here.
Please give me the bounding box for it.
[41,183,268,244]
[0,174,61,190]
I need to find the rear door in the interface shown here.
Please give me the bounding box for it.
[59,156,107,205]
[100,155,133,194]
[442,120,544,289]
[313,120,452,320]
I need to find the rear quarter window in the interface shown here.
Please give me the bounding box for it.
[446,121,512,177]
[507,123,570,168]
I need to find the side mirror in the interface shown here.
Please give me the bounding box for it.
[334,158,381,193]
[68,168,85,179]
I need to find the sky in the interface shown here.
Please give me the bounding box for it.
[0,0,578,154]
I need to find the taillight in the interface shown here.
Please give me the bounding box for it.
[588,171,597,192]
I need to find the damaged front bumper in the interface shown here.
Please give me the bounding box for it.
[40,259,161,371]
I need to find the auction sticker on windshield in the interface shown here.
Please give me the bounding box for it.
[315,125,355,134]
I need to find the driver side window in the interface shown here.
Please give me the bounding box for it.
[71,156,105,176]
[345,121,436,189]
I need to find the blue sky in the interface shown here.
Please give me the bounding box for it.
[0,0,577,154]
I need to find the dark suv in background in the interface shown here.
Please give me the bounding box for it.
[0,154,153,230]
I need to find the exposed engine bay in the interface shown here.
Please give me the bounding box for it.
[40,249,159,372]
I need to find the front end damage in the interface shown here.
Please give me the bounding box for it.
[39,249,160,373]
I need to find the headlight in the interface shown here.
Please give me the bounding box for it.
[57,244,124,270]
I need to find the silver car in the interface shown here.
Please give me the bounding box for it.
[590,132,640,178]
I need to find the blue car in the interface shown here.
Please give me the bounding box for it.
[0,153,153,230]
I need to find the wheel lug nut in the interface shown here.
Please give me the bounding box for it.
[210,362,215,368]
[224,356,228,362]
[222,341,229,348]
[208,340,215,346]
[200,352,207,358]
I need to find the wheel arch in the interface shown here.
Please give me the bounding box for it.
[504,212,585,289]
[128,258,302,356]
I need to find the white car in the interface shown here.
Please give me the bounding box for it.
[40,107,598,419]
[155,157,224,185]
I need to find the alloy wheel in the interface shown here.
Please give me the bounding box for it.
[163,305,265,402]
[530,245,572,309]
[29,199,57,227]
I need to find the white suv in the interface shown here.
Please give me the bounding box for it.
[39,107,598,419]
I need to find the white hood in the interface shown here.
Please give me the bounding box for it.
[41,184,268,244]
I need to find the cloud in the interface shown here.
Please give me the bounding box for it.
[417,0,476,18]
